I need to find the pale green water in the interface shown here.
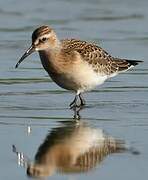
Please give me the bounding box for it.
[0,0,148,179]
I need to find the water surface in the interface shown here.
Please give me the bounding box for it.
[0,0,148,179]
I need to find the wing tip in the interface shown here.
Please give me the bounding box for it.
[126,60,143,67]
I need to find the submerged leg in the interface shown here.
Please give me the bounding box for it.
[73,107,81,120]
[70,93,85,120]
[70,94,80,119]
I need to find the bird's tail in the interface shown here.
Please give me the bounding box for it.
[113,58,143,72]
[125,59,143,67]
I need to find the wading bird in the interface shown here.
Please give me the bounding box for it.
[15,25,142,109]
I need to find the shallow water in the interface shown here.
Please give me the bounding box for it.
[0,0,148,179]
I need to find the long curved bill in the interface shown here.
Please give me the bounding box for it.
[15,45,35,68]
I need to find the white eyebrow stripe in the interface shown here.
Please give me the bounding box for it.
[33,33,51,45]
[39,34,51,39]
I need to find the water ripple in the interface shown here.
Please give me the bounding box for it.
[0,78,51,85]
[79,13,144,22]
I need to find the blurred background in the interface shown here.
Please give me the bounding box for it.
[0,0,148,179]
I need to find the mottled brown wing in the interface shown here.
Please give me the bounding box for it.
[62,39,134,76]
[62,39,143,76]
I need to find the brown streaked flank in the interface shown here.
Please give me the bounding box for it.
[15,25,143,111]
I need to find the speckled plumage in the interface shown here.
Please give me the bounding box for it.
[16,25,142,108]
[61,38,139,76]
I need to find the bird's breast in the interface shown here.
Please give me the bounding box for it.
[39,50,107,92]
[39,50,79,90]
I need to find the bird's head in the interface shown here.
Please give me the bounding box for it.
[15,25,59,68]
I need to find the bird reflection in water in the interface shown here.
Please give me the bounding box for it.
[13,120,127,178]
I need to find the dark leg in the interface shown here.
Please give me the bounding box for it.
[70,93,85,109]
[73,107,81,120]
[70,94,83,120]
[79,93,85,107]
[69,94,79,109]
[70,95,80,119]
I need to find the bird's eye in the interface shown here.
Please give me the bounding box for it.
[41,37,47,42]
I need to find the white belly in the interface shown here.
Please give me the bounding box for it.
[50,60,108,93]
[71,60,108,92]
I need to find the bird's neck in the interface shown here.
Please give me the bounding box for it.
[38,46,61,74]
[51,38,61,51]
